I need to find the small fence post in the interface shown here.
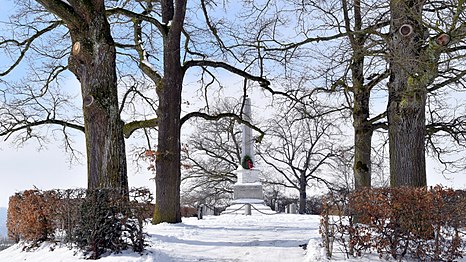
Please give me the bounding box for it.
[244,204,251,215]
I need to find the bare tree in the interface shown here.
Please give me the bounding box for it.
[341,0,389,188]
[245,0,466,188]
[258,102,345,214]
[1,0,129,194]
[233,0,389,189]
[1,0,278,224]
[181,99,243,209]
[109,0,276,224]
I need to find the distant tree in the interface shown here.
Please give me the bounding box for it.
[181,99,243,208]
[258,102,344,214]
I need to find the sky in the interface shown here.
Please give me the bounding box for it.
[0,130,157,207]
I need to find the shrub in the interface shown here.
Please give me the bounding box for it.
[72,189,126,259]
[54,189,87,243]
[124,187,153,253]
[321,186,466,261]
[7,187,153,258]
[7,190,58,248]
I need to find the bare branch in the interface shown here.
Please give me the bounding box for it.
[0,21,61,76]
[183,60,269,86]
[180,112,265,142]
[1,119,84,141]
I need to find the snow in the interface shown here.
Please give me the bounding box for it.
[0,214,317,261]
[60,0,71,6]
[1,214,465,261]
[141,59,157,72]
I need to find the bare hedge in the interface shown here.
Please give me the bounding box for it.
[7,187,153,259]
[321,186,466,261]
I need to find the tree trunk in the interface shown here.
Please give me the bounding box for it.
[67,5,128,195]
[352,51,372,189]
[387,0,427,187]
[299,173,307,214]
[344,0,372,189]
[152,0,187,224]
[353,115,372,188]
[35,0,128,195]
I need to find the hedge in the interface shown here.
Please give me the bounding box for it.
[7,187,153,259]
[321,186,466,261]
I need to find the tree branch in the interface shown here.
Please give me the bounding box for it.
[180,112,265,142]
[123,118,158,138]
[35,0,80,26]
[1,119,84,141]
[0,21,61,76]
[107,7,166,36]
[183,60,269,86]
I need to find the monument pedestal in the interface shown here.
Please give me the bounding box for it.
[233,168,263,200]
[221,98,274,215]
[222,167,274,215]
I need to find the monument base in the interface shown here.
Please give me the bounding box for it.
[233,169,264,200]
[222,167,275,215]
[233,183,264,200]
[222,202,275,215]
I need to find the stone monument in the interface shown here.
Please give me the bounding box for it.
[223,98,274,215]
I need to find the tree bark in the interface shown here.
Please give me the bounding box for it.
[36,0,128,195]
[387,0,427,187]
[353,111,373,188]
[152,0,187,224]
[352,50,372,189]
[299,173,307,214]
[343,0,372,188]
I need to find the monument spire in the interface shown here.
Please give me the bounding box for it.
[241,97,255,167]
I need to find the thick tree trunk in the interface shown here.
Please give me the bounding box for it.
[67,6,128,195]
[352,50,372,188]
[353,115,372,188]
[153,0,186,224]
[153,63,183,224]
[344,0,372,189]
[387,0,427,187]
[299,174,307,214]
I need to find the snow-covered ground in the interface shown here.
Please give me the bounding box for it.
[0,214,321,262]
[1,213,464,261]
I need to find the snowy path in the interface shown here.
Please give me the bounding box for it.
[0,214,321,262]
[147,214,319,262]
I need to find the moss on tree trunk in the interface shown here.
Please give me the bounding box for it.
[65,2,128,195]
[387,0,427,187]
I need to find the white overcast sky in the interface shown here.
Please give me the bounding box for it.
[1,0,466,209]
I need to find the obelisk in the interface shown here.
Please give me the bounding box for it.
[241,98,255,166]
[222,97,274,215]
